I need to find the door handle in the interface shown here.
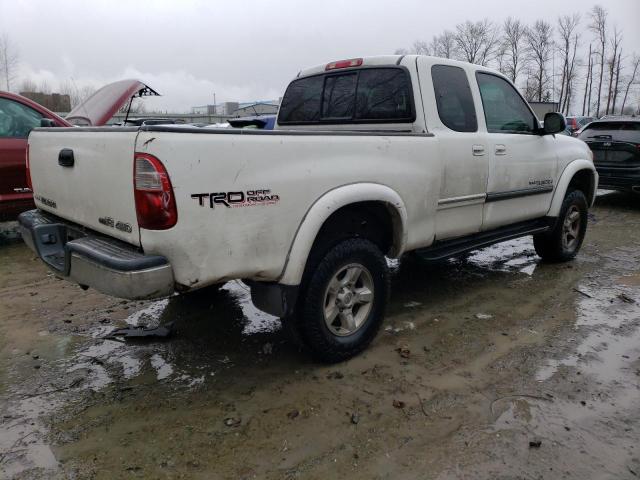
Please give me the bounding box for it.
[58,148,75,167]
[495,144,507,155]
[472,145,485,156]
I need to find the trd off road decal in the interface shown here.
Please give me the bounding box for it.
[191,189,280,209]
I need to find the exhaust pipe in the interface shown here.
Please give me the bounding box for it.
[632,186,640,194]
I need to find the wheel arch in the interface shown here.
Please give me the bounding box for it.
[278,183,407,286]
[547,160,598,217]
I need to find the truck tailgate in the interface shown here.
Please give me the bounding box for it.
[28,128,141,246]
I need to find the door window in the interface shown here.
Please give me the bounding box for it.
[431,65,477,132]
[0,98,44,138]
[476,73,537,134]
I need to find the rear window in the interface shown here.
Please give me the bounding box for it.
[582,122,640,131]
[278,67,415,125]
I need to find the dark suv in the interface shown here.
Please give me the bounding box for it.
[578,118,640,193]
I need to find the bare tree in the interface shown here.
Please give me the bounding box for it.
[562,32,580,114]
[581,44,593,115]
[604,27,622,115]
[557,14,580,114]
[454,19,500,66]
[501,18,529,84]
[620,54,640,114]
[38,79,52,95]
[589,5,608,117]
[118,97,146,115]
[19,78,38,93]
[611,50,622,114]
[59,80,97,109]
[495,42,509,77]
[411,40,431,56]
[525,20,554,102]
[0,33,19,91]
[432,30,457,59]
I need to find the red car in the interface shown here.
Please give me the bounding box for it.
[0,80,158,220]
[0,92,71,220]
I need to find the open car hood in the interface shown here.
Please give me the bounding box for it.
[66,79,159,126]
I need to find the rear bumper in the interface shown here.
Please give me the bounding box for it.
[18,209,174,300]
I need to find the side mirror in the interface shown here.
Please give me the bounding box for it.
[542,112,566,135]
[40,118,57,128]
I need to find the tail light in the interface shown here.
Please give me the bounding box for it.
[134,153,177,230]
[325,58,363,71]
[25,144,32,191]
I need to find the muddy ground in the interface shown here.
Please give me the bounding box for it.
[1,191,639,480]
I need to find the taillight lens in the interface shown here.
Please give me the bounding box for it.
[134,153,177,230]
[25,143,32,191]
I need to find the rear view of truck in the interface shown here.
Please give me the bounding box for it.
[20,128,176,299]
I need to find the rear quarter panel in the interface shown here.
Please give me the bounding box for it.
[136,130,440,288]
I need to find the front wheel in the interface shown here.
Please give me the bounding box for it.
[296,238,389,363]
[533,189,588,262]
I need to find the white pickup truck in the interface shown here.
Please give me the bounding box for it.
[20,55,597,362]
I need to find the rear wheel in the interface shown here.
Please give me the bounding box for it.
[295,238,388,363]
[534,189,588,262]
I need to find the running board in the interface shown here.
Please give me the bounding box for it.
[415,218,554,261]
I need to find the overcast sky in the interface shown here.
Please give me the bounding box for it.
[1,0,638,112]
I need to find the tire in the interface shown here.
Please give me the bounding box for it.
[296,238,389,363]
[533,189,588,262]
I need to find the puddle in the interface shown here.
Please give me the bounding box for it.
[2,194,639,479]
[463,237,539,276]
[0,278,285,478]
[0,384,64,476]
[537,248,640,382]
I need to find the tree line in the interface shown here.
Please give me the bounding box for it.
[394,4,640,117]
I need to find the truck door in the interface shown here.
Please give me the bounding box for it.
[419,60,489,240]
[474,72,558,230]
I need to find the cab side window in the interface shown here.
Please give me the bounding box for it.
[476,73,537,134]
[431,65,477,132]
[0,98,44,138]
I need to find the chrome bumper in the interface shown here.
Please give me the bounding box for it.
[18,210,174,300]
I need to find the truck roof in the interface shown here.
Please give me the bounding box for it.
[295,55,497,79]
